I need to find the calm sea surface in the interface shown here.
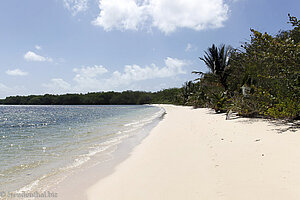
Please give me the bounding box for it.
[0,105,164,193]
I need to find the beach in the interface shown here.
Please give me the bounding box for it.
[87,104,300,200]
[1,1,299,199]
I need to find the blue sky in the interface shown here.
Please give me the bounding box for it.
[0,0,299,98]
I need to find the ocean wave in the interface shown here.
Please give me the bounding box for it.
[124,107,165,128]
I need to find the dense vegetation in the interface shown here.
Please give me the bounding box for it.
[182,14,299,120]
[1,15,299,120]
[0,89,182,106]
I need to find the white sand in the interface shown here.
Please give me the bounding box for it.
[87,105,300,200]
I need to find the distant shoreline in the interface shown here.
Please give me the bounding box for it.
[0,89,181,106]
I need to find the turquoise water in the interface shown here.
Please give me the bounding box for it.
[0,105,164,193]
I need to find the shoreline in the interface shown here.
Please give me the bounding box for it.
[86,105,300,200]
[44,105,164,200]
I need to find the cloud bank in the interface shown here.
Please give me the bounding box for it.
[42,79,72,94]
[43,57,188,93]
[92,0,229,34]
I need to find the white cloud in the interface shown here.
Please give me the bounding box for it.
[24,51,53,62]
[185,43,197,52]
[42,78,72,94]
[73,65,108,78]
[6,69,28,76]
[93,0,229,34]
[42,57,189,93]
[64,0,88,15]
[112,57,186,81]
[75,57,187,91]
[106,57,187,89]
[73,65,109,90]
[35,45,42,50]
[92,0,147,31]
[149,0,229,33]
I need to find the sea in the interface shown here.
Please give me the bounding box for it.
[0,105,164,195]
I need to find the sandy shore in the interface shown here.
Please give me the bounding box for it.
[87,105,300,200]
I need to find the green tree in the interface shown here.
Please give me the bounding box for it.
[226,14,300,119]
[194,44,232,90]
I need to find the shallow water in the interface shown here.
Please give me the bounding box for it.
[0,105,164,193]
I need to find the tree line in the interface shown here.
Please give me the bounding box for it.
[0,89,182,106]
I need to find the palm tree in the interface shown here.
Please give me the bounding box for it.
[182,81,195,104]
[194,44,232,90]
